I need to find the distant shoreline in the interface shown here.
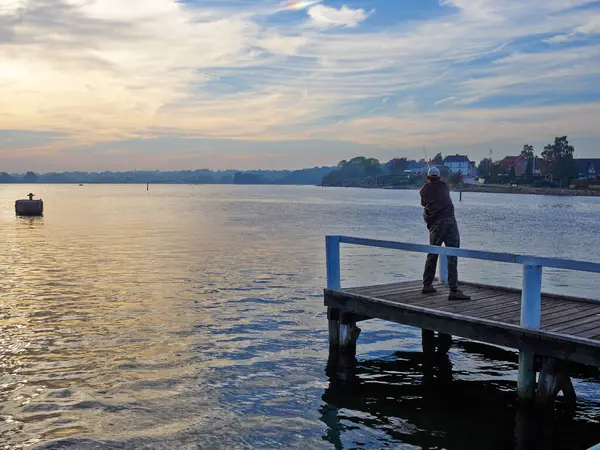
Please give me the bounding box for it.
[319,183,600,197]
[5,181,600,197]
[451,184,600,197]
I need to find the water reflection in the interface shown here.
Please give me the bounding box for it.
[322,345,600,450]
[15,216,44,228]
[0,185,599,448]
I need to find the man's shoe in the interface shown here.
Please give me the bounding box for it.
[449,289,471,301]
[422,285,438,294]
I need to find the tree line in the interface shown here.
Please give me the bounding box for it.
[322,136,580,188]
[0,167,334,185]
[0,136,580,187]
[478,136,578,186]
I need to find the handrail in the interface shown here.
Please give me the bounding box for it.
[337,236,600,274]
[325,235,600,333]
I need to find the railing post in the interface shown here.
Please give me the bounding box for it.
[326,237,342,359]
[521,265,542,328]
[438,253,448,285]
[518,264,543,402]
[326,236,341,290]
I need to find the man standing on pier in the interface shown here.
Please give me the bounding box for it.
[420,167,471,300]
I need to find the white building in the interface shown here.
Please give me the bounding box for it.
[443,154,473,176]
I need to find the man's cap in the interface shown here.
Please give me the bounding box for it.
[427,167,441,177]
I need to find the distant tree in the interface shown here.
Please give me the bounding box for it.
[439,166,450,178]
[487,161,503,183]
[521,144,535,176]
[448,173,462,186]
[363,158,382,177]
[521,144,534,160]
[23,171,38,183]
[322,157,368,186]
[233,172,268,185]
[0,172,13,183]
[280,167,334,185]
[418,158,426,164]
[478,159,489,178]
[541,136,577,185]
[388,158,409,175]
[348,156,367,166]
[432,153,444,165]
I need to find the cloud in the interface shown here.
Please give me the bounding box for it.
[304,102,600,150]
[2,0,600,170]
[543,33,574,44]
[282,0,321,11]
[307,4,371,28]
[576,15,600,34]
[543,15,600,43]
[435,97,456,105]
[0,0,27,15]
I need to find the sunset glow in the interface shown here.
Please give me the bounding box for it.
[1,0,600,171]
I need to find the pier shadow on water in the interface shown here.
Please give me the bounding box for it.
[321,342,600,450]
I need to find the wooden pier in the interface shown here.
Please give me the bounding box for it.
[324,236,600,407]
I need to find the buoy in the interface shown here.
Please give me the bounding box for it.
[15,193,44,217]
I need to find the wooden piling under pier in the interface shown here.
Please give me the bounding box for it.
[324,235,600,407]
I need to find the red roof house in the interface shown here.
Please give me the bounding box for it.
[501,155,528,177]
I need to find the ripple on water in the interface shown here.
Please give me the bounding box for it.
[0,185,599,449]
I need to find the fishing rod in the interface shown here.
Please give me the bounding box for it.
[423,146,431,169]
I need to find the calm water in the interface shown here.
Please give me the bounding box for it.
[0,184,599,450]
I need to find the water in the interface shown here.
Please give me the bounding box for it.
[0,184,599,449]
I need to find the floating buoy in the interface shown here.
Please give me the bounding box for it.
[15,193,44,217]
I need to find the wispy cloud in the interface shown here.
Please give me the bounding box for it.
[435,97,456,105]
[1,0,600,170]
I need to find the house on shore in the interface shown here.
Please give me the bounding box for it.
[500,155,529,177]
[576,159,600,180]
[405,162,428,175]
[443,154,475,176]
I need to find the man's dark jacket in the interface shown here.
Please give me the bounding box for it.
[420,179,455,229]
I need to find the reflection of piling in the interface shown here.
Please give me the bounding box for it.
[15,193,44,216]
[327,308,362,385]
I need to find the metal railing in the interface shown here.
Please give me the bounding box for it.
[326,235,600,330]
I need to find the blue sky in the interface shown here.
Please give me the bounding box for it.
[1,0,600,171]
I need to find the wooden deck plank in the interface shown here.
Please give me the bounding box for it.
[427,297,521,320]
[552,314,600,334]
[379,285,500,307]
[575,327,600,340]
[541,302,599,322]
[543,307,600,328]
[344,280,422,296]
[325,279,600,367]
[486,302,592,326]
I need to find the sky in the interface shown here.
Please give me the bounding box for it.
[1,0,600,172]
